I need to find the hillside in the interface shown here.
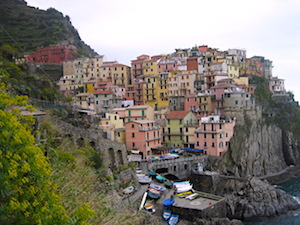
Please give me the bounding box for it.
[0,0,97,57]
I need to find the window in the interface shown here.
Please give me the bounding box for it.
[204,142,207,147]
[167,119,170,124]
[131,124,134,128]
[179,119,182,124]
[219,142,223,148]
[132,133,135,138]
[235,100,238,105]
[220,133,222,138]
[186,127,188,132]
[212,142,215,148]
[212,134,215,139]
[219,124,222,129]
[226,133,228,137]
[197,133,199,138]
[197,141,199,146]
[204,133,206,138]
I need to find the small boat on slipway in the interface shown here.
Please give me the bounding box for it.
[163,210,172,220]
[168,214,179,225]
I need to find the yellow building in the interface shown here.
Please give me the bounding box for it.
[142,75,160,110]
[109,64,131,89]
[163,111,198,147]
[143,59,158,75]
[197,94,214,116]
[233,77,249,87]
[84,80,96,93]
[99,113,125,143]
[228,64,239,78]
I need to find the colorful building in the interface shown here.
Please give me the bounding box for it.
[125,120,162,159]
[26,44,77,64]
[195,115,236,156]
[125,105,154,123]
[163,111,198,147]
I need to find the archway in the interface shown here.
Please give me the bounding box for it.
[89,141,96,148]
[155,168,168,173]
[117,150,124,165]
[108,148,116,168]
[164,174,180,181]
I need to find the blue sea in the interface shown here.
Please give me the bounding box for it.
[245,177,300,225]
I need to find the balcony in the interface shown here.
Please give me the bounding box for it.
[139,126,160,131]
[103,104,110,108]
[146,136,161,141]
[162,132,183,136]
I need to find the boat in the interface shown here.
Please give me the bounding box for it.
[156,175,166,183]
[174,181,193,193]
[148,170,157,177]
[185,193,199,200]
[168,214,179,225]
[144,203,156,213]
[138,175,152,184]
[164,181,173,188]
[123,186,135,195]
[135,168,143,174]
[148,187,160,195]
[147,191,161,200]
[176,184,193,193]
[163,210,172,220]
[163,198,175,207]
[150,184,166,192]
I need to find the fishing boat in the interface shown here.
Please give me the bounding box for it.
[148,170,157,177]
[168,214,179,225]
[164,181,173,188]
[163,210,172,220]
[147,191,161,200]
[156,175,166,183]
[163,198,175,207]
[123,186,135,195]
[138,175,152,184]
[144,203,156,213]
[149,184,166,192]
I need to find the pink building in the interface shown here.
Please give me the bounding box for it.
[125,120,162,159]
[184,95,199,112]
[158,58,179,73]
[26,44,77,64]
[194,115,236,156]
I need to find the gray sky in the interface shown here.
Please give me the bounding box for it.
[26,0,300,101]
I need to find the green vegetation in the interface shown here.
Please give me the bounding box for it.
[39,122,150,224]
[250,75,300,134]
[0,44,65,101]
[0,0,96,57]
[0,84,95,224]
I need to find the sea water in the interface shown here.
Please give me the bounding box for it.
[245,177,300,225]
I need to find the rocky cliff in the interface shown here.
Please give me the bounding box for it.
[219,104,300,178]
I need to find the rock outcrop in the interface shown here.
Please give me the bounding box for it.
[224,178,299,220]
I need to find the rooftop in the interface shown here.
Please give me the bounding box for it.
[166,111,189,119]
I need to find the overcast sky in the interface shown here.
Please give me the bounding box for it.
[26,0,300,101]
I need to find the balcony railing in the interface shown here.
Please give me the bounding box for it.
[162,132,183,136]
[139,126,160,131]
[146,137,161,141]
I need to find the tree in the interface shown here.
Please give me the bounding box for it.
[0,85,69,224]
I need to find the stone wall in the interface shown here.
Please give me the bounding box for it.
[149,155,209,180]
[49,118,128,170]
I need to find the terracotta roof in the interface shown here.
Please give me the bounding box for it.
[166,111,189,119]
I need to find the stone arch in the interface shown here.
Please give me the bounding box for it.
[155,168,168,174]
[184,164,188,170]
[108,148,116,168]
[164,174,180,181]
[117,150,124,165]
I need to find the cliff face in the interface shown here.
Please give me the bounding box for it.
[219,106,300,178]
